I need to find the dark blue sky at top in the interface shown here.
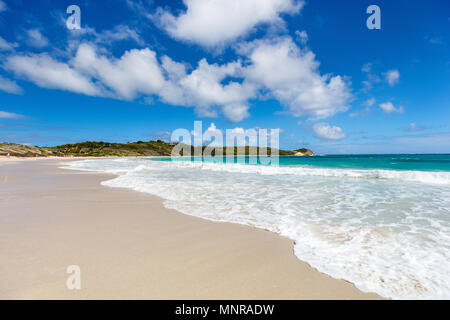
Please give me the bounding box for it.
[0,0,448,153]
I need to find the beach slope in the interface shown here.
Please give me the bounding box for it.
[0,159,381,299]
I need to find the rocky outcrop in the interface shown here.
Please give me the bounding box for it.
[293,148,314,156]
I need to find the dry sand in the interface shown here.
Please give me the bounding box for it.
[0,158,382,299]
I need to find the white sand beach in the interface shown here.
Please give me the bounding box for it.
[0,158,381,299]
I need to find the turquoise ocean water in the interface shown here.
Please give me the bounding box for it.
[152,154,450,171]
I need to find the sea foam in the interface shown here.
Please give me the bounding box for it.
[62,158,450,299]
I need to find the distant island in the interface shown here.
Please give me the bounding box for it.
[0,141,314,158]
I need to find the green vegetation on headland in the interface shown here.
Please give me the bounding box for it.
[0,141,313,157]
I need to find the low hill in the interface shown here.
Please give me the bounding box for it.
[0,143,54,157]
[1,141,313,157]
[46,140,177,157]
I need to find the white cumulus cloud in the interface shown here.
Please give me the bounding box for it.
[241,37,351,119]
[0,75,22,94]
[5,53,101,96]
[295,30,308,45]
[4,44,254,121]
[0,36,18,51]
[2,23,351,123]
[67,25,144,47]
[72,44,165,100]
[159,57,255,121]
[0,110,25,119]
[222,103,250,122]
[312,122,346,140]
[153,0,303,47]
[406,122,424,132]
[26,29,49,48]
[364,97,375,107]
[385,69,400,87]
[379,101,404,114]
[205,122,221,133]
[361,62,372,73]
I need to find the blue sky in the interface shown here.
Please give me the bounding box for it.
[0,0,448,153]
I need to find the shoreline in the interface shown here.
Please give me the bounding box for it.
[0,158,382,299]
